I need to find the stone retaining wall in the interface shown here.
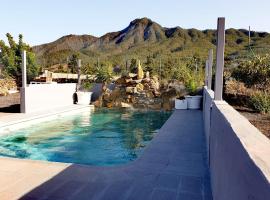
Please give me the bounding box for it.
[0,93,20,108]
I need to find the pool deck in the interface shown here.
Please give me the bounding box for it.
[0,110,212,200]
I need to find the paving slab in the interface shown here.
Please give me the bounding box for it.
[0,110,212,200]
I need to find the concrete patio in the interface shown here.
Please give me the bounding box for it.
[0,110,212,200]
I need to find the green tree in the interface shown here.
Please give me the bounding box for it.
[161,58,175,79]
[68,53,79,73]
[172,64,191,83]
[0,33,39,85]
[232,54,270,89]
[95,65,112,83]
[144,55,154,74]
[130,58,137,73]
[82,62,95,75]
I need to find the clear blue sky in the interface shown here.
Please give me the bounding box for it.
[1,0,269,46]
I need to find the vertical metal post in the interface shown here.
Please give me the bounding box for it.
[248,26,251,48]
[22,50,27,88]
[214,18,225,100]
[205,60,209,86]
[77,59,81,91]
[159,58,161,80]
[208,49,213,90]
[20,50,27,113]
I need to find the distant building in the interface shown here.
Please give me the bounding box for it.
[33,70,94,83]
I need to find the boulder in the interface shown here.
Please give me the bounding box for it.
[161,88,177,98]
[115,77,133,86]
[154,90,161,97]
[142,78,151,83]
[126,78,133,83]
[143,83,151,90]
[129,73,137,78]
[136,83,144,92]
[130,96,137,104]
[162,101,172,111]
[102,84,107,92]
[150,79,160,91]
[131,79,142,84]
[93,100,101,107]
[148,103,162,110]
[103,92,111,102]
[115,77,126,85]
[146,91,154,98]
[114,99,122,107]
[121,102,132,108]
[126,87,137,94]
[106,102,114,108]
[110,87,121,100]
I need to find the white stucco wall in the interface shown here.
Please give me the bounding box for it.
[203,87,214,164]
[20,83,76,113]
[203,88,270,200]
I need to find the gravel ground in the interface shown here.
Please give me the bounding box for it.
[238,109,270,139]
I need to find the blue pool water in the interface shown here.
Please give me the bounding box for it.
[0,109,171,166]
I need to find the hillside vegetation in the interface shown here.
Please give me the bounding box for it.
[32,17,270,76]
[33,18,270,114]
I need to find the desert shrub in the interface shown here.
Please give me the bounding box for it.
[232,54,270,89]
[186,79,198,95]
[80,79,94,91]
[129,58,138,73]
[225,79,250,95]
[0,78,17,96]
[250,91,270,113]
[171,65,191,84]
[95,65,112,83]
[121,70,129,78]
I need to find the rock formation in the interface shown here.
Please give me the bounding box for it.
[95,65,183,111]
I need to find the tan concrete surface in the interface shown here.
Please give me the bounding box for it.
[0,157,70,200]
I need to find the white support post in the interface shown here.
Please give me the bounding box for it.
[214,18,225,100]
[207,49,213,90]
[205,60,209,86]
[20,50,27,113]
[22,50,27,88]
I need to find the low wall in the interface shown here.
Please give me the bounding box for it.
[203,87,214,163]
[0,93,20,108]
[20,83,76,113]
[203,89,270,200]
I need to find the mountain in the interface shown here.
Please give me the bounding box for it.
[33,34,97,57]
[32,17,270,68]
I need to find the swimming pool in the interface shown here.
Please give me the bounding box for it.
[0,109,171,166]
